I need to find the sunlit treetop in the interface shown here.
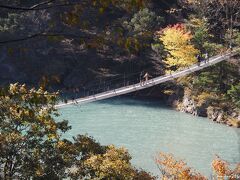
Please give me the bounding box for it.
[158,23,199,70]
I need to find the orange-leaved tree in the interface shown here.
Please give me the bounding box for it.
[158,24,199,70]
[212,156,240,180]
[155,152,206,180]
[156,152,240,180]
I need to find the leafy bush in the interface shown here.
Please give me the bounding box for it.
[124,8,164,36]
[122,8,164,54]
[227,83,240,108]
[186,16,212,53]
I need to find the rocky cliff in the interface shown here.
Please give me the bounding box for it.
[167,87,240,127]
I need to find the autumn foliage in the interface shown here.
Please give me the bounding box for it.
[0,84,155,179]
[158,24,199,70]
[156,152,206,180]
[212,156,240,180]
[156,152,240,180]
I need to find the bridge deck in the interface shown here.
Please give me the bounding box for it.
[55,51,238,108]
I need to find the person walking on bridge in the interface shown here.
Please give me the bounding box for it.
[204,52,209,63]
[197,54,201,66]
[229,44,233,52]
[143,72,151,85]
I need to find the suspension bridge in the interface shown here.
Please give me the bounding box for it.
[55,50,239,108]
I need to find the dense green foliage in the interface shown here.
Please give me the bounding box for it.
[122,8,164,54]
[186,17,212,54]
[228,83,240,108]
[124,8,164,35]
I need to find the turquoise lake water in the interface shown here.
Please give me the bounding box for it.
[58,97,240,177]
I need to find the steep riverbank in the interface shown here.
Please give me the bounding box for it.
[132,58,240,128]
[130,84,240,128]
[167,88,240,128]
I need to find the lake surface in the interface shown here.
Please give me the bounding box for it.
[58,97,240,177]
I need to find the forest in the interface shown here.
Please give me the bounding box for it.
[0,0,240,179]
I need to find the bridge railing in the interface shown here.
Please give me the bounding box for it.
[59,50,239,104]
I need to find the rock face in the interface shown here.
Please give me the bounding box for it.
[179,95,198,116]
[167,88,240,127]
[207,107,224,122]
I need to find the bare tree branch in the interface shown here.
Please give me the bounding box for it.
[30,0,55,9]
[0,32,94,45]
[0,33,42,44]
[0,1,78,11]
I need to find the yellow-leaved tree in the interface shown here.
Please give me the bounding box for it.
[159,24,199,70]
